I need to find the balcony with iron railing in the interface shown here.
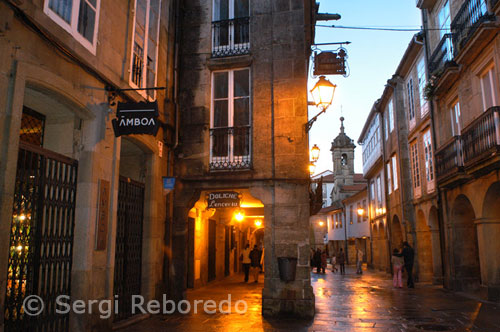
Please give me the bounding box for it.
[429,33,455,76]
[435,136,464,182]
[450,0,495,57]
[462,106,500,167]
[212,17,250,58]
[209,126,251,171]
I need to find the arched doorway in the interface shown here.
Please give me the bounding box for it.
[416,209,433,282]
[451,195,480,291]
[479,182,500,292]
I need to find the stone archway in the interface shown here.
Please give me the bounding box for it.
[391,215,403,250]
[416,210,433,282]
[477,182,500,298]
[451,194,481,291]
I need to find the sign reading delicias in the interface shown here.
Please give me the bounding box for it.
[207,191,241,209]
[112,101,160,137]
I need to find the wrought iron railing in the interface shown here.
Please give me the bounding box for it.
[210,126,251,170]
[429,33,454,75]
[435,136,464,180]
[451,0,494,56]
[462,106,500,165]
[212,17,250,57]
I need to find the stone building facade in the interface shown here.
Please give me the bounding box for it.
[172,0,317,318]
[419,0,500,301]
[0,0,177,331]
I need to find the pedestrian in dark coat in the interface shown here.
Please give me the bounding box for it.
[320,250,327,274]
[401,241,415,288]
[314,248,322,273]
[337,248,346,275]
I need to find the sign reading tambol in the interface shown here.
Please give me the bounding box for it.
[112,101,160,137]
[207,191,241,209]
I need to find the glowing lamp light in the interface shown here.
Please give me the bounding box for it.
[311,144,320,163]
[254,219,263,228]
[234,210,245,222]
[18,214,26,221]
[309,163,316,175]
[16,245,23,252]
[310,76,336,110]
[318,221,324,227]
[357,208,365,216]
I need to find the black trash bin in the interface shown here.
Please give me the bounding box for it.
[278,257,297,282]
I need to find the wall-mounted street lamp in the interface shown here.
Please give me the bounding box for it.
[254,219,263,228]
[308,163,316,175]
[311,144,320,163]
[306,76,336,133]
[357,208,365,217]
[318,221,325,227]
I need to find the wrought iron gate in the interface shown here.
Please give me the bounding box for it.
[4,142,78,332]
[113,177,144,322]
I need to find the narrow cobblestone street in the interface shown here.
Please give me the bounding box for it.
[118,267,500,331]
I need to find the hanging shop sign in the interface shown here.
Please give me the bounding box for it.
[162,177,176,195]
[112,101,160,137]
[206,191,241,209]
[314,51,346,76]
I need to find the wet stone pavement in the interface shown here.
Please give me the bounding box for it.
[118,266,500,331]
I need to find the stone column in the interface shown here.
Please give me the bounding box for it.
[475,218,500,301]
[430,229,443,284]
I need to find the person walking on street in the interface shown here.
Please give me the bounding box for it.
[356,248,364,274]
[249,245,262,283]
[314,248,322,273]
[401,241,415,288]
[391,248,404,288]
[331,253,337,273]
[241,244,251,282]
[338,248,346,275]
[320,250,328,274]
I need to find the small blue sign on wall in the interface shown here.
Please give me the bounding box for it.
[163,177,175,195]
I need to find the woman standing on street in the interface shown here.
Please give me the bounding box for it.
[337,248,346,275]
[391,248,404,288]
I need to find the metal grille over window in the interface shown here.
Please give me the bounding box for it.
[20,107,45,147]
[210,126,251,170]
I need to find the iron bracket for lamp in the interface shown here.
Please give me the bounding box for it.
[306,108,327,133]
[105,86,167,106]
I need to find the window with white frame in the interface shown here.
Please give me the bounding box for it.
[44,0,100,53]
[480,66,498,111]
[349,205,354,224]
[386,162,392,194]
[407,78,416,128]
[130,0,162,99]
[212,0,250,57]
[438,0,451,40]
[384,112,389,140]
[210,68,251,170]
[417,56,429,116]
[388,99,394,132]
[423,129,435,193]
[450,101,461,136]
[376,175,382,210]
[410,140,421,198]
[362,200,367,221]
[392,155,398,190]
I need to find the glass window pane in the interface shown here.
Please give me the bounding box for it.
[49,0,73,23]
[234,98,249,126]
[233,126,249,156]
[77,0,96,42]
[148,0,160,43]
[482,71,493,110]
[234,69,249,97]
[214,72,228,99]
[235,0,249,18]
[213,100,228,127]
[214,0,229,20]
[212,129,229,157]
